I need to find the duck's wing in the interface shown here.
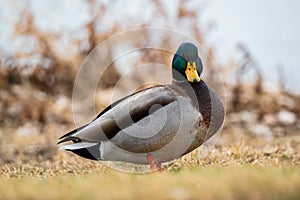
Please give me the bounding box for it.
[57,89,138,143]
[57,85,179,148]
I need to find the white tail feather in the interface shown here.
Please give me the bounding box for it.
[60,142,98,151]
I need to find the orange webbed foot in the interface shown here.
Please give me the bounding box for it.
[147,154,162,172]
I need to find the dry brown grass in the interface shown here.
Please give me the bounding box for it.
[1,166,300,200]
[0,126,300,200]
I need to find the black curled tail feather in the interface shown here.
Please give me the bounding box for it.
[58,126,102,160]
[57,124,89,144]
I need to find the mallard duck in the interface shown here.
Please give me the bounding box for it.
[58,42,224,171]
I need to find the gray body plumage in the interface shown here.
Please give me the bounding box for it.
[59,80,224,164]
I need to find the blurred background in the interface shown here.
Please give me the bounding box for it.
[0,0,299,168]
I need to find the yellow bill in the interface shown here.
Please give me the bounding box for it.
[185,61,201,83]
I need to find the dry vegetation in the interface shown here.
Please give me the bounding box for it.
[0,133,300,200]
[0,0,299,199]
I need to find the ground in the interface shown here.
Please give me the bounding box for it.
[0,124,299,200]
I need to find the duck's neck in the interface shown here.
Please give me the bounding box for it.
[173,79,212,127]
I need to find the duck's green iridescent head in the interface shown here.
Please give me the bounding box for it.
[172,42,203,83]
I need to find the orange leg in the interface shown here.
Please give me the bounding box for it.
[147,154,162,172]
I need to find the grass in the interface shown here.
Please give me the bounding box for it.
[0,130,300,200]
[0,166,300,200]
